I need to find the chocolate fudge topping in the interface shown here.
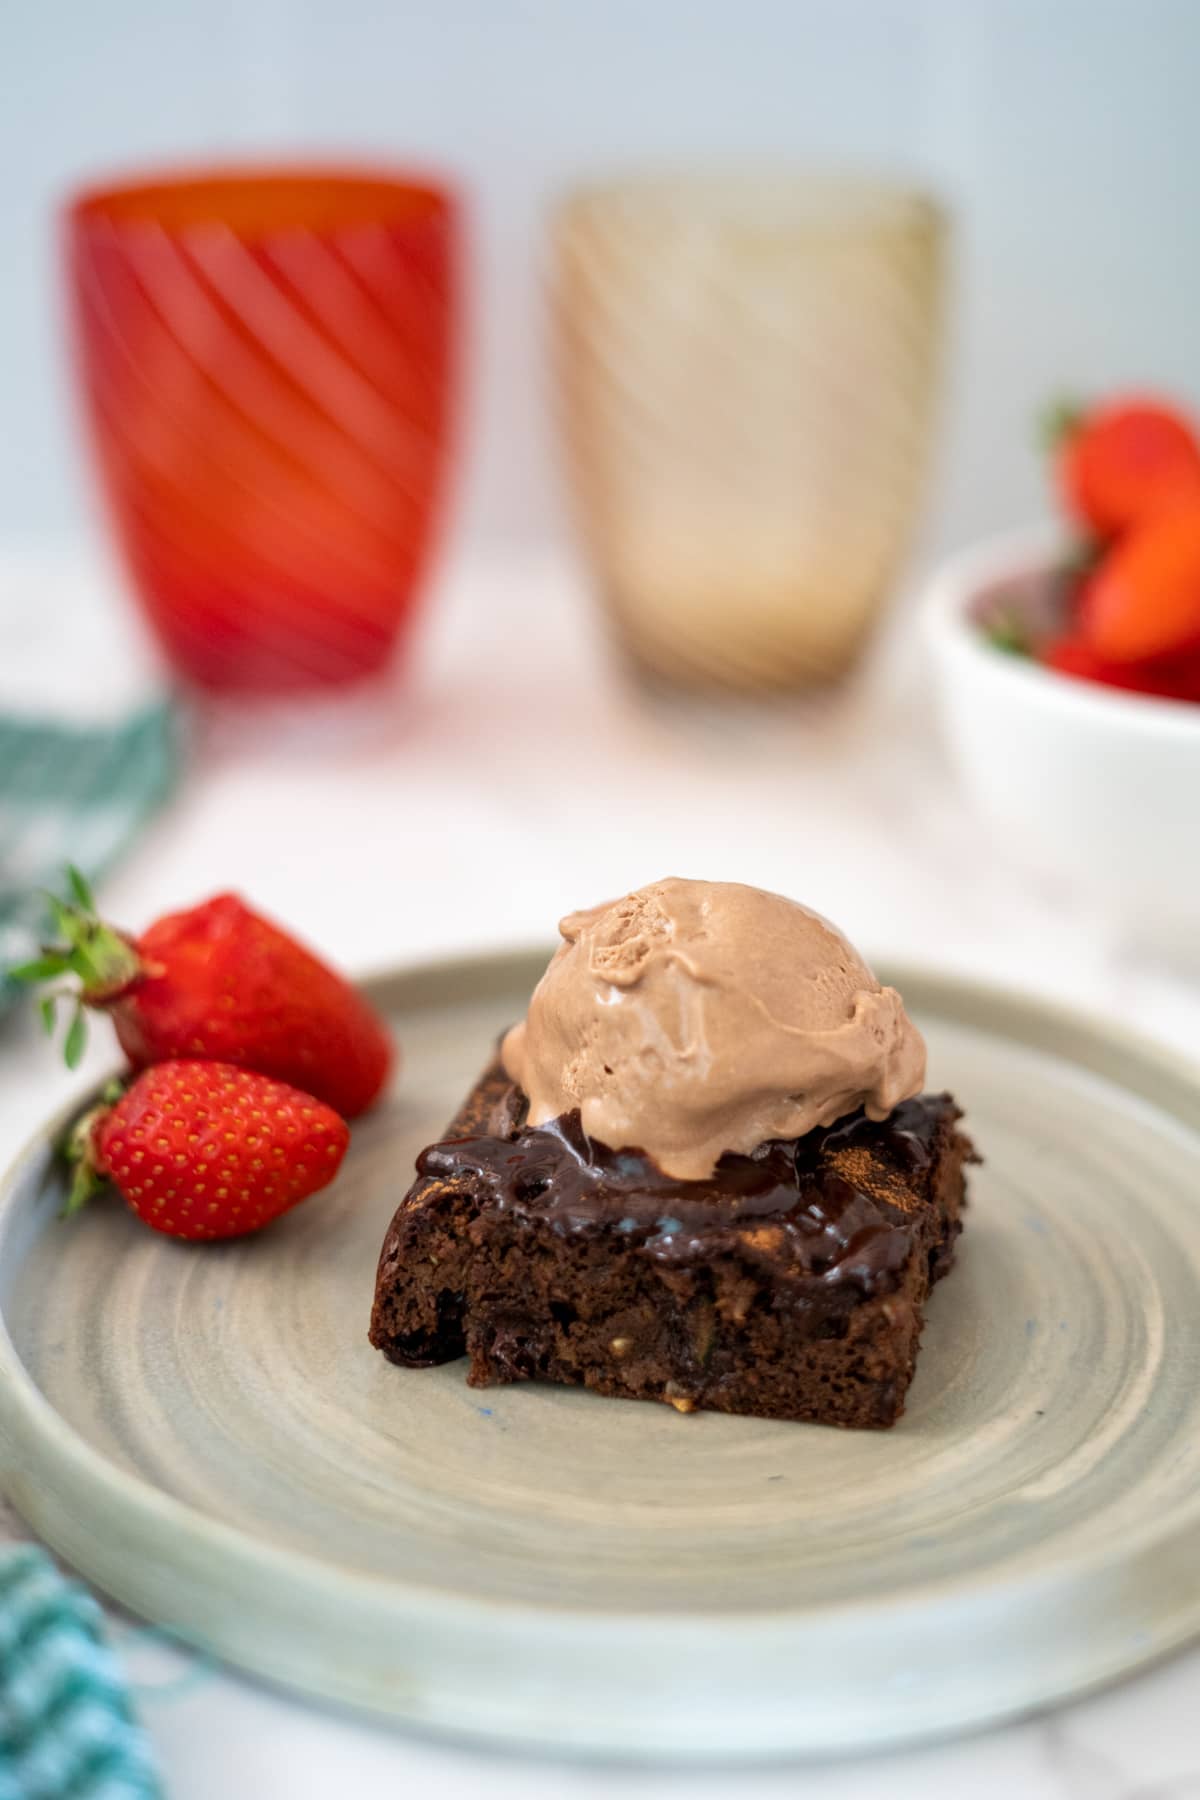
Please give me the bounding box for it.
[418,1093,952,1299]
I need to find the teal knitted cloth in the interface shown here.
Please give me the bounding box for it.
[0,1548,162,1799]
[0,702,180,1014]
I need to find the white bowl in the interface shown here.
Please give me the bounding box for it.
[924,525,1200,960]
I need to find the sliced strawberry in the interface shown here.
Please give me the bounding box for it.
[1135,648,1200,702]
[1042,635,1152,692]
[1052,396,1200,539]
[1042,632,1200,702]
[1080,508,1200,665]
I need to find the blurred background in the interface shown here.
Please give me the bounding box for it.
[2,0,1196,1065]
[5,0,1199,560]
[1,0,1196,994]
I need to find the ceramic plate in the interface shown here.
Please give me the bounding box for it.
[2,952,1200,1761]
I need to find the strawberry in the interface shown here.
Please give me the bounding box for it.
[1043,632,1200,702]
[67,1061,349,1239]
[1042,634,1126,687]
[1079,506,1200,665]
[1049,395,1200,540]
[15,877,393,1117]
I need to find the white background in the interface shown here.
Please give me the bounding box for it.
[4,0,1200,567]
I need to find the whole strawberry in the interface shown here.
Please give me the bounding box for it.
[18,875,393,1117]
[68,1061,350,1239]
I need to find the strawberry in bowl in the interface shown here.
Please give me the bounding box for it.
[1008,394,1200,703]
[1052,395,1200,542]
[925,521,1200,964]
[923,388,1200,963]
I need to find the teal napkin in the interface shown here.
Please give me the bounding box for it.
[0,703,180,1013]
[0,1548,162,1799]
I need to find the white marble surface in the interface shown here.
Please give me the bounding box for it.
[2,546,1200,1797]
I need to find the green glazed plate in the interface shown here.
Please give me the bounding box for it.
[1,951,1199,1760]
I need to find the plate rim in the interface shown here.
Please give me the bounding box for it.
[4,946,1200,1756]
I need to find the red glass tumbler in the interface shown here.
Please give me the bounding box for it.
[65,167,458,696]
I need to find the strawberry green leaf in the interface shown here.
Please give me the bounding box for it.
[65,865,96,912]
[44,895,75,941]
[39,997,57,1036]
[63,1004,88,1071]
[8,955,69,983]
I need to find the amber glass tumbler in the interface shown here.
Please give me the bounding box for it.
[553,173,947,693]
[65,167,458,695]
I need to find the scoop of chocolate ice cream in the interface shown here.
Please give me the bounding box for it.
[501,878,926,1180]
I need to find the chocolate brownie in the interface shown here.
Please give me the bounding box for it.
[369,1062,974,1428]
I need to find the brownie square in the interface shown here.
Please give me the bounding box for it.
[369,1062,973,1428]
